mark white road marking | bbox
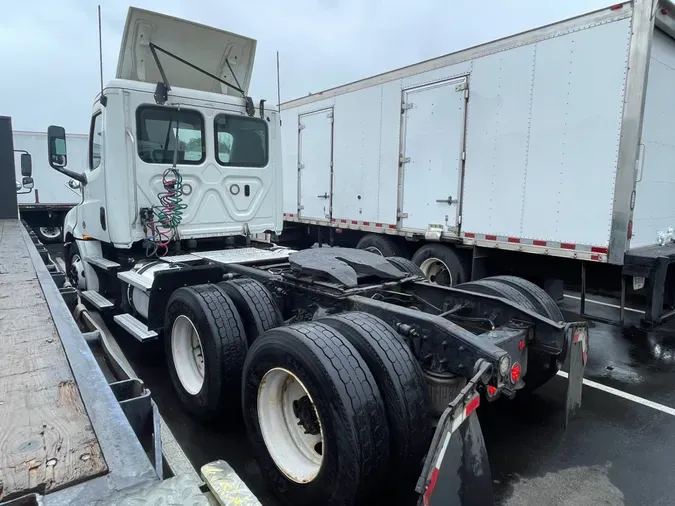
[563,294,642,314]
[54,257,66,273]
[557,371,675,417]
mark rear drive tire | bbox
[412,243,467,286]
[165,284,248,421]
[489,275,564,322]
[386,256,424,277]
[243,322,389,506]
[35,226,62,243]
[218,278,283,344]
[356,233,406,258]
[318,312,430,493]
[455,279,538,313]
[458,277,560,391]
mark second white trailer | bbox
[14,131,88,241]
[280,1,675,327]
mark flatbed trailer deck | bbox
[0,219,107,498]
[0,217,266,505]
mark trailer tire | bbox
[489,275,564,322]
[386,256,424,277]
[412,244,467,286]
[218,278,283,344]
[318,312,430,492]
[165,284,248,421]
[243,322,389,506]
[35,226,62,243]
[356,233,406,258]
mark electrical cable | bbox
[144,168,187,257]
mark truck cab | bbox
[49,8,282,291]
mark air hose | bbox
[145,168,187,257]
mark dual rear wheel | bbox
[164,280,431,505]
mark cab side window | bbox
[89,113,103,170]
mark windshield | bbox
[214,114,268,167]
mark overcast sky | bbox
[1,0,614,133]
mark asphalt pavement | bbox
[47,245,675,505]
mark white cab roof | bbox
[116,7,256,96]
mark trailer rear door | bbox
[400,77,467,234]
[298,109,333,222]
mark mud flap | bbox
[565,324,588,428]
[416,363,493,506]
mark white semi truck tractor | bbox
[47,7,588,506]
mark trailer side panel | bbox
[632,29,675,248]
[463,17,632,247]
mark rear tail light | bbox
[510,363,522,384]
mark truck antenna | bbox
[98,5,104,94]
[277,51,282,126]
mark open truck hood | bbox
[116,7,256,96]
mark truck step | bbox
[81,290,114,310]
[86,255,121,270]
[114,313,158,342]
[118,270,153,292]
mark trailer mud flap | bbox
[565,324,588,428]
[416,362,493,506]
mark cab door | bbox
[78,108,110,241]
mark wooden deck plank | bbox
[0,220,107,500]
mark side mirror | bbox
[48,125,68,169]
[47,125,87,185]
[22,176,34,189]
[20,153,32,177]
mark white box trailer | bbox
[280,0,675,327]
[14,130,87,241]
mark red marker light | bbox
[610,3,623,10]
[662,8,669,15]
[511,363,522,384]
[487,385,497,396]
[518,340,525,351]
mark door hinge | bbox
[327,111,334,119]
[298,163,305,171]
[464,89,469,99]
[401,102,413,113]
[399,155,411,165]
[397,211,409,219]
[462,151,466,161]
[455,82,468,92]
[298,124,305,131]
[298,205,305,211]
